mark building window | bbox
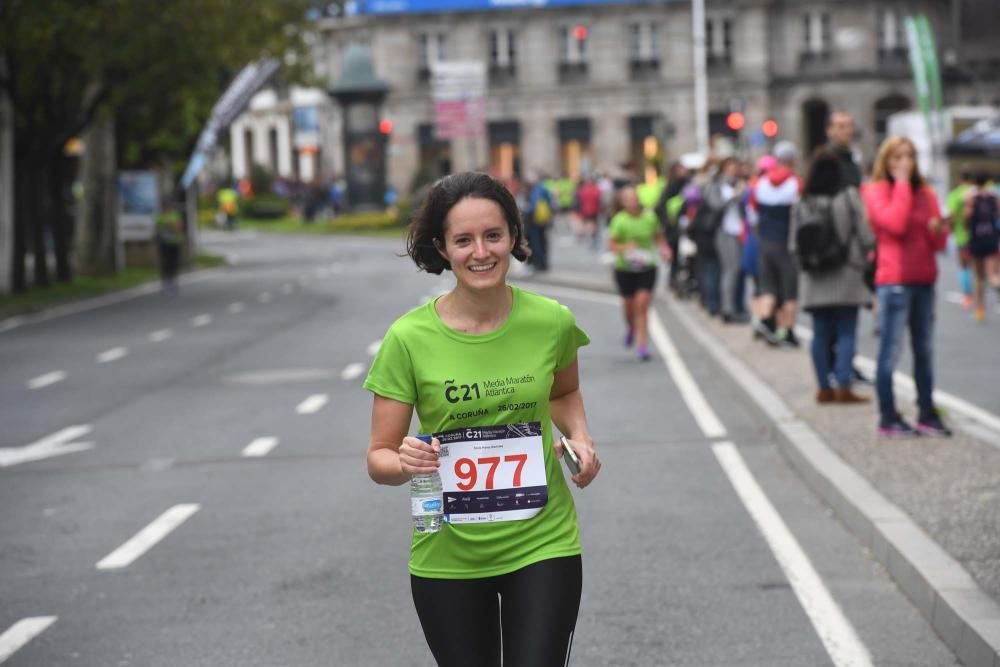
[489,28,517,85]
[801,11,832,64]
[706,17,732,66]
[628,22,660,80]
[418,32,447,81]
[558,25,589,82]
[877,8,908,64]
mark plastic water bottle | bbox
[410,435,443,533]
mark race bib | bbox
[626,247,656,269]
[435,422,547,524]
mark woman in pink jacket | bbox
[862,136,951,438]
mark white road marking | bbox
[0,616,57,663]
[712,442,873,667]
[648,310,728,438]
[341,363,366,381]
[296,394,329,414]
[191,314,212,327]
[228,302,245,314]
[282,283,294,294]
[367,340,382,356]
[148,328,173,343]
[795,324,1000,448]
[242,437,279,458]
[96,347,127,363]
[0,425,94,468]
[27,370,66,390]
[258,292,272,303]
[944,291,966,305]
[96,504,200,571]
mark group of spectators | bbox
[650,110,999,439]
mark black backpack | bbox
[968,193,1000,255]
[794,195,853,273]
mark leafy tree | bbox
[0,0,313,291]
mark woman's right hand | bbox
[399,436,440,478]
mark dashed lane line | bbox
[191,314,212,328]
[713,442,874,667]
[367,340,382,356]
[148,329,173,343]
[95,504,200,571]
[96,347,128,363]
[27,370,66,390]
[0,616,58,664]
[258,292,272,304]
[341,363,366,381]
[228,302,245,314]
[242,437,279,458]
[282,283,294,294]
[296,394,329,415]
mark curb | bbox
[0,266,228,335]
[521,268,1000,666]
[661,294,1000,667]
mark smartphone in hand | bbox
[560,436,581,475]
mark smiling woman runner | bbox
[364,172,601,667]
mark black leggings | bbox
[411,556,582,667]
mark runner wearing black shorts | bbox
[608,185,672,361]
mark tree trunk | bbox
[10,155,26,293]
[29,163,51,288]
[77,114,119,276]
[50,154,73,282]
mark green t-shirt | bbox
[364,286,590,579]
[946,184,971,247]
[609,209,660,272]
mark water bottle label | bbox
[411,497,443,515]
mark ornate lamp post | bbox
[329,45,390,212]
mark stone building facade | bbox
[230,0,999,195]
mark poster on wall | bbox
[117,171,159,242]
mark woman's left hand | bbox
[556,436,601,489]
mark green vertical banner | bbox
[905,15,930,124]
[916,14,945,135]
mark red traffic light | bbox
[379,119,393,134]
[762,119,779,138]
[573,25,588,41]
[725,112,745,132]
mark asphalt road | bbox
[0,230,965,666]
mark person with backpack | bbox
[791,148,875,404]
[749,141,802,346]
[862,136,951,438]
[523,173,558,271]
[962,171,1000,322]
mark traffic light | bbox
[725,112,745,132]
[762,119,779,138]
[573,25,588,41]
[379,119,393,135]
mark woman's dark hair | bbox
[803,147,847,196]
[406,171,530,274]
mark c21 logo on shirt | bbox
[444,379,481,404]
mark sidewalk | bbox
[517,219,1000,666]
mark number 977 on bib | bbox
[435,423,548,524]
